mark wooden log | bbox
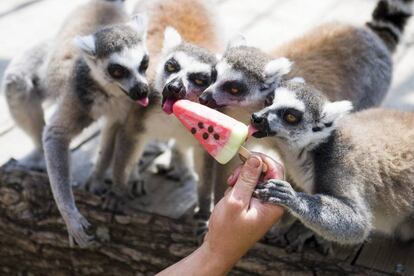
[0,161,389,276]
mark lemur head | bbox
[199,35,291,109]
[74,14,151,106]
[155,27,218,114]
[250,81,353,149]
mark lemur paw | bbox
[85,177,108,195]
[103,187,128,211]
[63,211,94,248]
[128,179,147,197]
[254,179,297,207]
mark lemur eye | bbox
[189,73,210,87]
[281,108,303,125]
[108,64,129,79]
[222,81,246,96]
[165,58,180,73]
[230,87,239,94]
[139,55,149,73]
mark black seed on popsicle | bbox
[191,128,197,134]
[214,134,220,140]
[198,122,204,129]
[203,133,209,139]
[208,126,214,133]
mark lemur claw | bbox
[64,211,94,248]
[129,179,147,197]
[85,176,108,195]
[254,179,297,207]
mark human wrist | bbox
[197,242,238,275]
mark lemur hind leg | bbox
[4,71,46,170]
[86,121,121,195]
[105,109,147,210]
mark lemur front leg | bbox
[192,146,215,243]
[86,120,121,195]
[254,179,372,245]
[43,101,93,247]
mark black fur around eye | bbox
[211,67,217,82]
[108,63,130,79]
[222,81,246,96]
[264,93,274,107]
[139,55,149,73]
[189,73,210,87]
[280,108,303,125]
[165,58,180,74]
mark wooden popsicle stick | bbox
[238,146,268,172]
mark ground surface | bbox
[0,0,414,275]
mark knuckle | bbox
[227,197,244,211]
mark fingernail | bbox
[227,173,234,183]
[247,156,261,168]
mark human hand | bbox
[202,154,285,271]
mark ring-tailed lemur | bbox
[250,80,414,245]
[200,0,413,117]
[38,0,150,247]
[198,0,413,249]
[87,0,221,239]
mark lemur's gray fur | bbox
[197,0,413,250]
[3,0,151,247]
[2,41,50,169]
[200,0,413,113]
[251,81,414,244]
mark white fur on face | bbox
[108,46,148,84]
[271,87,305,112]
[155,51,212,95]
[209,61,243,102]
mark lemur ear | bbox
[226,34,247,49]
[162,26,182,53]
[289,77,305,84]
[263,57,292,85]
[73,35,96,57]
[322,100,353,123]
[129,13,149,39]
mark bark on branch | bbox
[0,161,386,275]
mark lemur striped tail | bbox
[367,0,413,52]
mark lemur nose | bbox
[252,113,265,124]
[129,83,148,100]
[199,92,218,108]
[167,82,182,94]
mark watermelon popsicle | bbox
[172,100,267,171]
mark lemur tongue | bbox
[162,98,175,114]
[137,97,149,107]
[247,125,259,138]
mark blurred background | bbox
[0,0,413,164]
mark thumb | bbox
[230,155,262,208]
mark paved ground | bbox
[0,0,414,274]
